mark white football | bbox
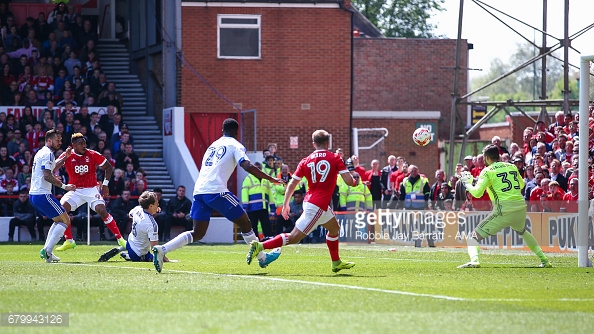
[412,127,432,146]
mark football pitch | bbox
[0,243,592,333]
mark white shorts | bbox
[60,187,105,212]
[295,202,335,235]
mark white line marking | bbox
[55,262,594,303]
[58,262,465,301]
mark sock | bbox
[161,231,193,255]
[262,233,289,250]
[45,222,68,254]
[467,246,480,263]
[326,233,340,261]
[242,230,266,262]
[63,225,74,242]
[43,223,57,250]
[520,231,548,263]
[103,214,122,240]
[467,237,480,263]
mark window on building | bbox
[218,15,261,59]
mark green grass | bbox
[0,243,593,333]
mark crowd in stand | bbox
[0,3,163,242]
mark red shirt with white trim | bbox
[293,150,347,209]
[59,149,106,188]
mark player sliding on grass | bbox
[98,191,170,263]
[30,129,77,263]
[53,133,127,251]
[458,144,552,268]
[152,118,285,273]
[247,129,357,273]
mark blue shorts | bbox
[125,241,153,262]
[190,192,245,222]
[30,194,66,219]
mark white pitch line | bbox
[58,262,465,301]
[56,262,594,303]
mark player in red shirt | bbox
[53,133,126,251]
[247,130,357,272]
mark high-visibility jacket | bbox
[272,172,292,214]
[339,182,372,211]
[241,174,274,212]
[402,176,429,209]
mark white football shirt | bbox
[128,206,159,256]
[193,136,249,195]
[30,145,56,195]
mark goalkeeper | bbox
[457,144,552,268]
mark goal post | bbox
[578,55,593,267]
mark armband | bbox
[60,183,67,190]
[102,179,110,186]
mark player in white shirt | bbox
[29,129,77,263]
[151,118,285,273]
[99,191,170,263]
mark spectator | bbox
[130,179,145,197]
[99,104,116,136]
[3,80,20,105]
[338,171,372,211]
[99,90,121,110]
[262,155,276,177]
[32,66,54,99]
[97,82,123,109]
[275,190,303,236]
[380,155,397,206]
[364,159,383,206]
[464,155,474,171]
[152,188,169,241]
[0,168,18,193]
[8,128,29,157]
[17,164,31,188]
[529,177,550,212]
[435,182,454,210]
[91,72,108,96]
[48,2,69,25]
[548,111,566,134]
[59,30,77,51]
[63,50,81,77]
[7,39,38,60]
[398,165,430,210]
[112,129,131,154]
[108,168,125,196]
[7,190,36,241]
[241,162,274,241]
[459,191,475,212]
[115,143,140,171]
[163,185,192,242]
[491,135,509,155]
[561,178,578,213]
[543,181,565,212]
[471,154,485,177]
[0,182,16,216]
[268,143,281,161]
[35,12,52,41]
[549,159,568,192]
[109,190,138,238]
[0,147,16,172]
[429,169,445,210]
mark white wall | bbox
[163,107,199,196]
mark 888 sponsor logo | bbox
[74,165,89,175]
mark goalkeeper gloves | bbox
[460,171,473,186]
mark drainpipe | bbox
[339,1,355,155]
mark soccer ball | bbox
[412,127,431,146]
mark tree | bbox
[353,0,445,38]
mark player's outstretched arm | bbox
[53,146,73,171]
[43,169,76,191]
[240,160,285,185]
[341,172,356,187]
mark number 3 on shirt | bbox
[497,171,521,192]
[307,160,330,183]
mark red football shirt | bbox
[293,150,347,209]
[562,192,578,213]
[60,149,106,188]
